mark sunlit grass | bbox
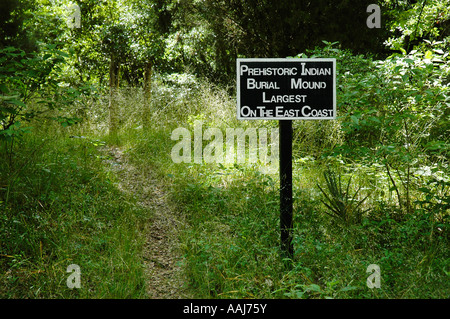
[0,127,150,298]
[1,74,448,299]
[122,78,448,299]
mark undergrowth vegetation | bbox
[1,42,448,299]
[0,125,150,298]
[120,43,448,298]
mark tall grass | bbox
[0,124,150,298]
[123,72,448,299]
[2,70,447,299]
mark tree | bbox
[101,22,132,135]
[383,0,450,53]
[162,0,392,83]
[127,0,166,129]
[0,0,37,52]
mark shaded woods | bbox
[1,0,448,299]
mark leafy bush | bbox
[0,45,86,141]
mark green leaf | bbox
[424,50,433,60]
[306,284,321,292]
[389,186,398,192]
[394,65,402,73]
[418,187,431,193]
[368,116,381,123]
[350,115,359,125]
[340,286,358,292]
[8,99,27,108]
[0,83,8,93]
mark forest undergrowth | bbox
[1,44,449,299]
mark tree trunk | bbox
[109,54,120,135]
[143,61,152,129]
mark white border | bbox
[236,58,336,120]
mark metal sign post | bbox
[279,119,293,257]
[237,58,336,258]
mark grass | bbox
[122,123,448,298]
[0,126,150,298]
[1,75,448,299]
[121,77,448,299]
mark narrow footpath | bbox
[102,145,190,298]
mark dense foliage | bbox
[1,0,448,299]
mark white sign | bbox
[237,58,336,120]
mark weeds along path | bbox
[102,145,190,299]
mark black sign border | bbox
[236,58,336,120]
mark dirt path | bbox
[102,145,190,298]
